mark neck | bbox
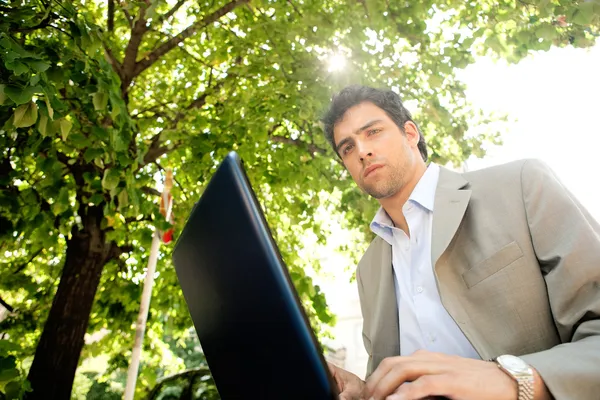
[378,162,427,234]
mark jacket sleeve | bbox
[356,265,374,379]
[518,159,600,399]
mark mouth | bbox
[363,164,383,178]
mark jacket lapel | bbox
[432,167,471,267]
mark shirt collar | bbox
[370,163,440,238]
[410,162,439,212]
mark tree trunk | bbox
[26,206,111,400]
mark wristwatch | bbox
[494,355,534,400]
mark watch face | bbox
[498,355,529,374]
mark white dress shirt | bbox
[370,163,480,359]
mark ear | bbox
[403,121,420,147]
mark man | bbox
[321,85,600,400]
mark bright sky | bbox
[458,42,600,222]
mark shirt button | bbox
[416,286,423,294]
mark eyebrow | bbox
[334,119,384,154]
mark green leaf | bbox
[5,60,28,75]
[46,66,64,83]
[59,118,73,140]
[114,131,130,152]
[0,356,19,383]
[0,340,20,353]
[4,380,22,399]
[68,133,90,149]
[484,36,505,54]
[84,148,105,163]
[111,105,121,120]
[37,113,49,136]
[88,193,104,205]
[535,25,557,41]
[0,84,6,105]
[30,73,41,86]
[51,186,70,215]
[128,187,140,213]
[3,85,40,105]
[428,74,444,88]
[102,168,121,191]
[45,97,54,120]
[92,91,108,111]
[118,189,129,209]
[515,31,531,46]
[572,2,596,26]
[13,102,39,128]
[28,60,50,72]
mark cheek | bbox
[344,161,362,181]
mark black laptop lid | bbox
[172,152,338,400]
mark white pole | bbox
[123,228,161,400]
[124,171,173,400]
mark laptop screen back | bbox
[172,152,338,399]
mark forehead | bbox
[333,102,391,143]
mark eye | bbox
[367,128,381,136]
[342,143,354,156]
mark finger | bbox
[386,375,451,400]
[366,352,447,394]
[328,361,339,377]
[365,356,407,394]
[367,361,440,399]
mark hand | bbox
[364,350,518,400]
[328,362,366,400]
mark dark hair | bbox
[322,85,428,161]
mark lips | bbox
[363,164,383,178]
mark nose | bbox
[357,140,374,161]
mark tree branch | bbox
[119,0,133,27]
[287,0,303,17]
[270,135,327,156]
[109,242,134,258]
[141,186,161,197]
[268,124,334,161]
[131,0,249,79]
[0,296,14,313]
[155,0,187,27]
[103,44,123,76]
[13,248,44,275]
[138,66,239,168]
[131,101,175,119]
[125,215,153,223]
[142,131,164,166]
[121,0,151,91]
[147,367,211,400]
[108,0,115,32]
[142,141,181,166]
[14,10,55,33]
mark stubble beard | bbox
[362,166,407,199]
[362,145,414,199]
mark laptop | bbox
[172,151,340,399]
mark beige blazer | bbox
[356,159,600,399]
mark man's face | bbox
[333,102,420,199]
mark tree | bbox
[0,0,598,398]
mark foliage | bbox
[0,0,598,398]
[0,340,31,400]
